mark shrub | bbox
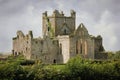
[20,60,35,65]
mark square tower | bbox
[42,10,76,37]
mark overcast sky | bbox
[0,0,120,53]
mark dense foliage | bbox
[0,54,120,80]
[108,50,120,60]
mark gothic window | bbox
[76,41,78,54]
[80,44,82,54]
[64,29,67,35]
[85,41,87,55]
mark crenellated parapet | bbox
[42,10,76,37]
[42,9,76,18]
[70,10,76,18]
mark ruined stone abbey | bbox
[12,10,107,64]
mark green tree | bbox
[114,51,120,59]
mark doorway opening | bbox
[53,59,56,63]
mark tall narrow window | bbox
[85,41,87,55]
[76,41,78,54]
[80,44,82,54]
[48,27,50,31]
[59,44,62,54]
[64,29,67,35]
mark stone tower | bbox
[42,10,76,37]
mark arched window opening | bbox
[64,29,67,35]
[76,41,78,54]
[85,41,87,55]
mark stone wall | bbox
[31,37,61,64]
[13,31,61,64]
[12,31,33,59]
[57,35,70,63]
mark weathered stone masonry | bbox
[12,10,107,64]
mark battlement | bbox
[13,30,33,40]
[42,9,76,18]
[42,10,76,37]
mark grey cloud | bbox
[0,0,27,17]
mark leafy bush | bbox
[0,54,120,80]
[66,55,120,80]
[20,60,35,65]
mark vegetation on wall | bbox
[45,16,54,37]
[0,53,120,80]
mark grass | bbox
[44,64,66,70]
